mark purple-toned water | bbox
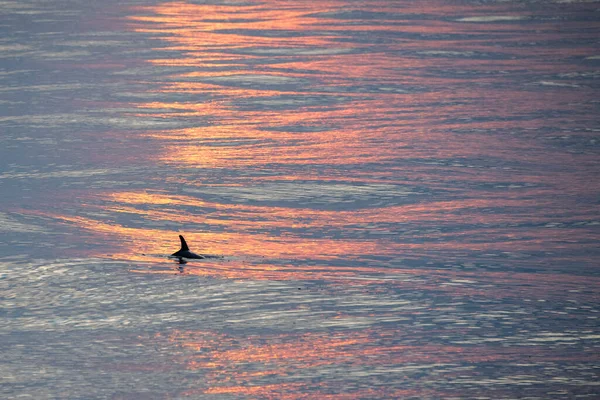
[1,1,599,398]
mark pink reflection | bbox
[21,0,595,288]
[145,327,600,399]
[22,180,599,297]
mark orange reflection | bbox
[121,0,600,199]
[36,208,382,263]
[24,178,599,288]
[28,1,596,287]
[144,327,600,398]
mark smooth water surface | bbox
[1,0,599,398]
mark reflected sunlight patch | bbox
[0,212,46,233]
[0,167,132,180]
[199,74,311,89]
[237,47,353,56]
[183,182,425,207]
[456,15,528,22]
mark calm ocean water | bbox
[1,0,599,398]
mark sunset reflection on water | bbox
[3,0,598,398]
[44,0,592,272]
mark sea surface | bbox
[1,0,599,399]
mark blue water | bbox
[1,1,599,398]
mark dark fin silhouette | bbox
[172,235,205,259]
[179,235,189,252]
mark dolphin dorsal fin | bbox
[179,235,190,252]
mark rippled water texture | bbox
[1,0,599,398]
